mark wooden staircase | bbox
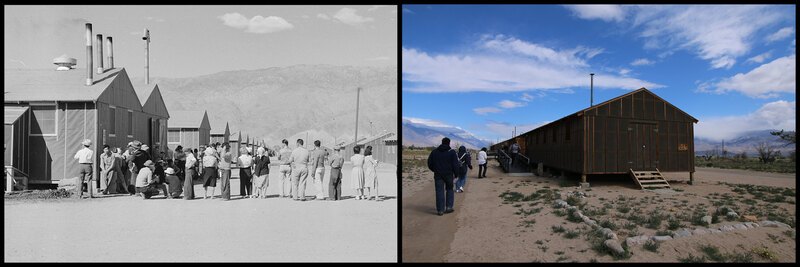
[629,168,671,190]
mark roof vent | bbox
[53,54,77,71]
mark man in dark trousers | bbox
[427,137,460,216]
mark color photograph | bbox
[402,4,795,263]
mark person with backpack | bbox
[427,137,460,216]
[455,145,472,193]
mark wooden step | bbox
[635,174,663,179]
[630,168,671,190]
[639,179,669,184]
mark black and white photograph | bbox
[4,5,398,262]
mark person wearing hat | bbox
[152,160,170,199]
[164,167,183,198]
[328,145,345,201]
[130,140,151,196]
[277,139,293,198]
[135,160,157,199]
[73,139,95,198]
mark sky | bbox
[4,5,397,78]
[402,4,796,144]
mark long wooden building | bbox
[491,88,698,184]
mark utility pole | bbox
[590,73,595,107]
[143,28,150,84]
[354,87,361,145]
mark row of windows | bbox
[533,122,572,145]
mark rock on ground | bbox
[652,235,673,241]
[604,239,625,256]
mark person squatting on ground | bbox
[328,145,345,201]
[350,146,366,200]
[135,160,169,199]
[364,145,381,201]
[237,147,254,198]
[427,137,460,216]
[278,139,293,198]
[73,139,94,198]
[164,167,183,198]
[252,147,271,199]
[309,140,328,200]
[477,147,488,178]
[289,139,310,201]
[455,145,472,193]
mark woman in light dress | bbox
[350,146,366,200]
[363,146,381,201]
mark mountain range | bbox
[140,64,397,147]
[694,130,794,156]
[402,118,492,150]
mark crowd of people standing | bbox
[73,138,383,201]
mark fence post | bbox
[6,166,14,193]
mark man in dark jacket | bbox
[427,137,460,216]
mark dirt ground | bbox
[402,156,796,263]
[4,163,397,262]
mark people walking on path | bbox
[427,137,459,216]
[73,139,94,198]
[350,146,366,200]
[455,145,472,193]
[364,145,381,201]
[328,145,345,201]
[289,139,310,201]
[477,147,488,178]
[510,141,520,166]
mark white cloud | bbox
[766,27,794,43]
[702,54,795,98]
[333,7,374,26]
[630,58,654,66]
[302,15,310,19]
[368,5,389,12]
[403,35,663,93]
[403,8,414,14]
[630,5,784,69]
[218,13,293,34]
[403,117,453,128]
[564,5,626,22]
[619,68,632,76]
[473,107,502,115]
[316,13,330,20]
[521,92,535,102]
[695,100,796,141]
[746,51,772,64]
[498,100,525,109]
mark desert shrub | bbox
[564,230,581,239]
[551,225,566,233]
[553,209,567,217]
[645,212,665,229]
[667,217,683,230]
[616,204,631,214]
[679,254,707,263]
[751,246,778,262]
[566,211,583,223]
[565,195,583,207]
[643,240,659,252]
[599,219,618,231]
[699,245,725,262]
[727,251,755,263]
[655,230,673,236]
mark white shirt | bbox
[238,154,254,168]
[136,167,153,187]
[478,151,487,165]
[185,153,197,169]
[74,147,94,164]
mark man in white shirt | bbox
[477,147,488,178]
[288,139,310,201]
[277,139,293,198]
[74,139,95,198]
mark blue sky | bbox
[402,5,796,144]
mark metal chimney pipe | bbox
[106,36,113,69]
[590,73,595,107]
[354,87,361,145]
[85,23,93,86]
[95,34,104,74]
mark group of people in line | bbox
[425,137,489,216]
[73,137,383,201]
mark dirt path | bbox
[412,162,796,262]
[4,163,397,262]
[401,171,466,262]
